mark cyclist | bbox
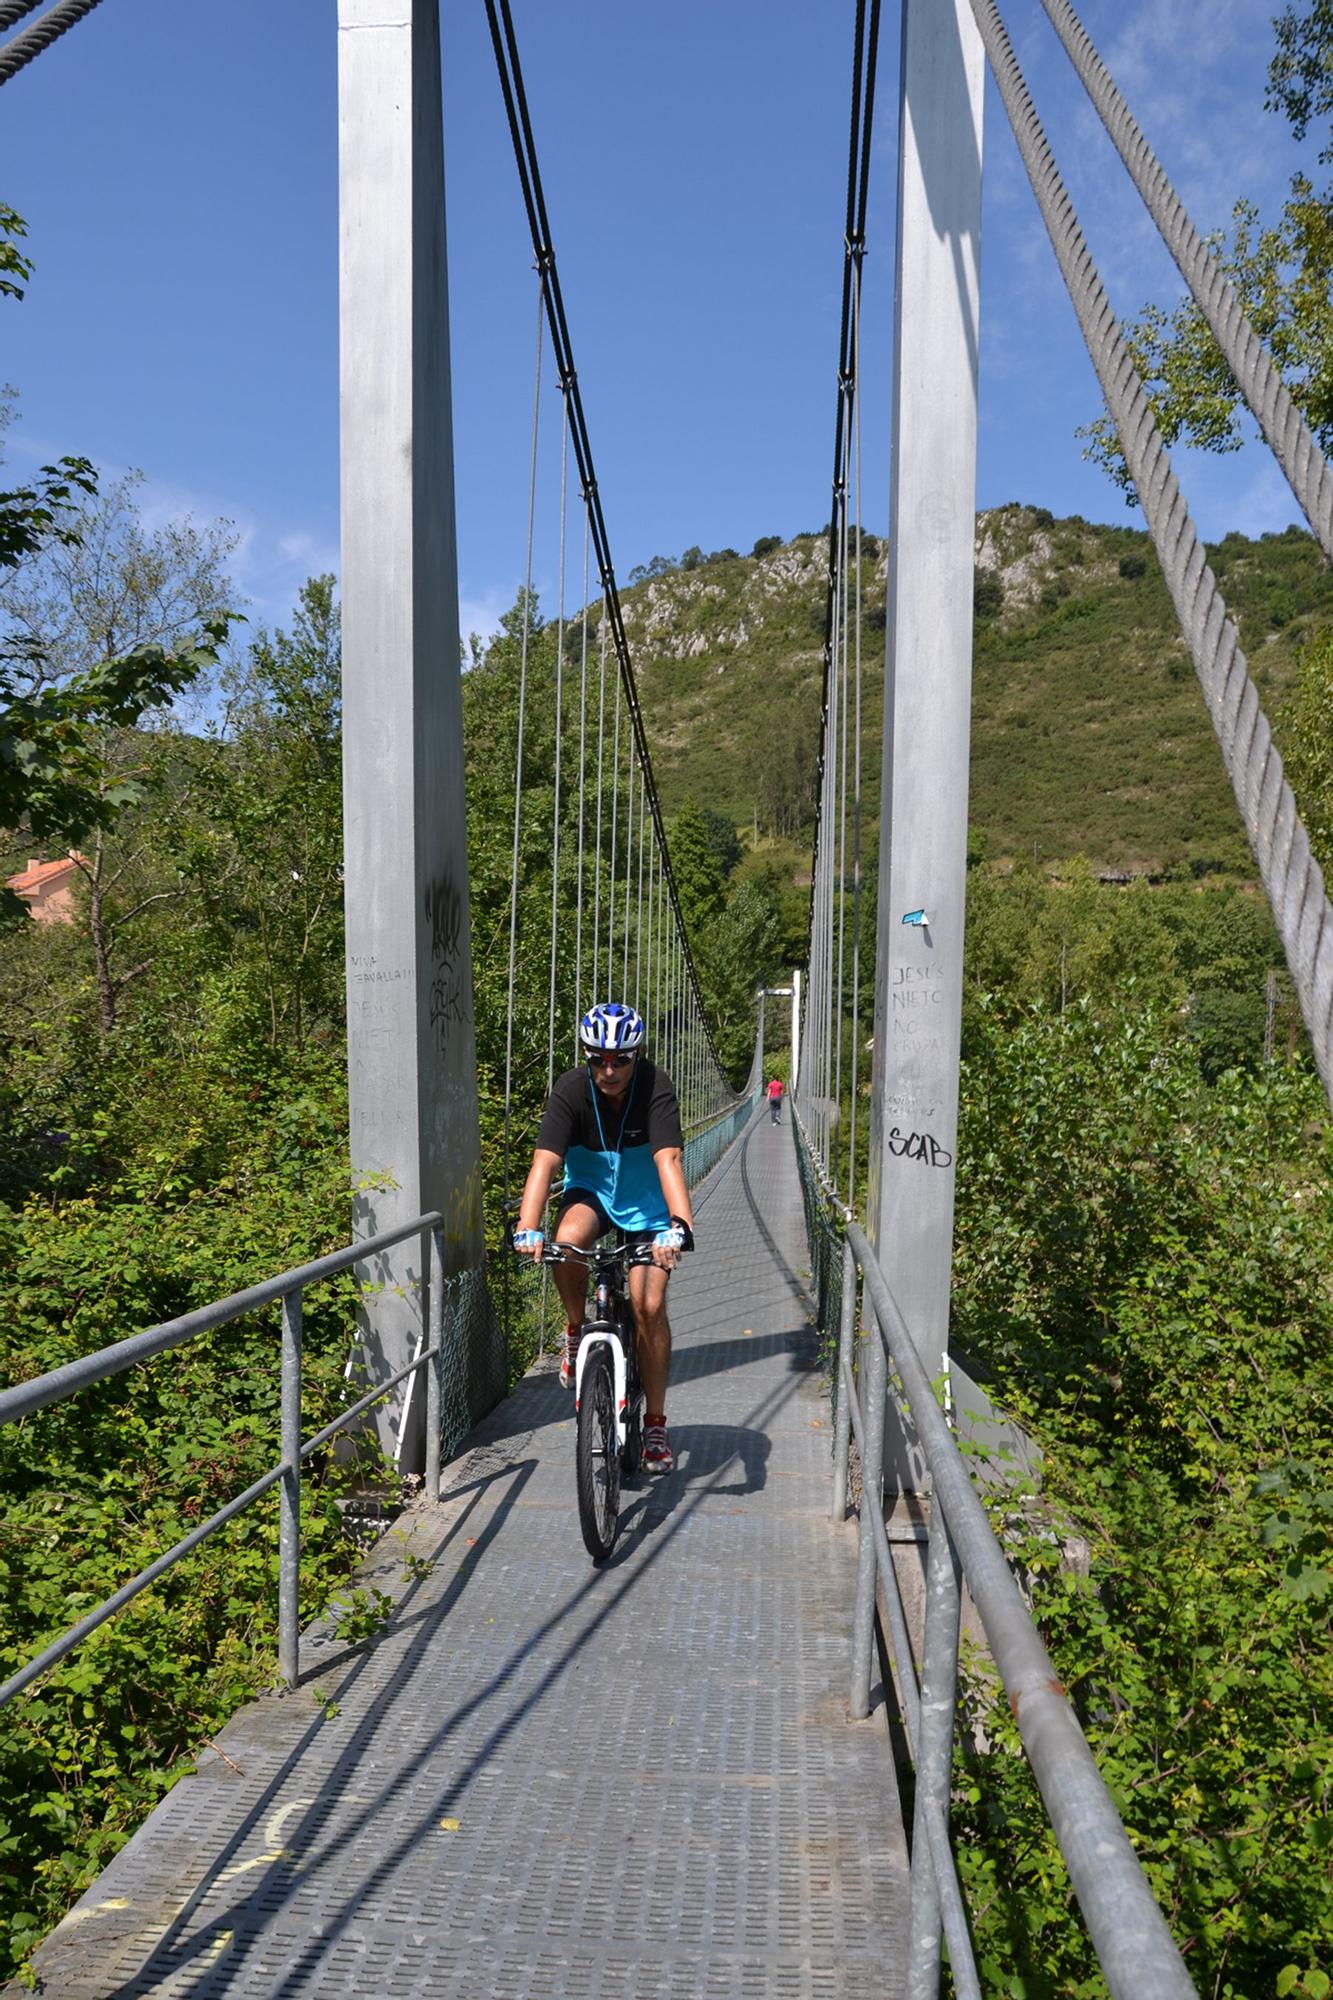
[513,1001,694,1475]
[767,1076,783,1124]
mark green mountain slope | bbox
[621,506,1333,873]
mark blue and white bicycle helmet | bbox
[579,1001,646,1055]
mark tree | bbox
[1279,625,1333,878]
[666,797,727,934]
[1081,9,1333,496]
[695,804,742,882]
[0,208,233,939]
[701,877,784,1078]
[0,474,239,1022]
[171,577,344,1058]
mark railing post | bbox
[278,1288,303,1690]
[832,1237,856,1521]
[905,1487,963,2000]
[849,1299,887,1719]
[426,1225,444,1504]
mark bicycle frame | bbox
[574,1318,631,1449]
[540,1240,648,1454]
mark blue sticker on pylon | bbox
[901,909,931,927]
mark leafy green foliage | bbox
[0,577,364,1981]
[1279,625,1333,880]
[0,619,233,848]
[1268,1,1333,159]
[0,204,32,302]
[0,457,96,577]
[1082,5,1333,498]
[1081,181,1333,493]
[949,1005,1333,1993]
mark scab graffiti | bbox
[886,1126,953,1169]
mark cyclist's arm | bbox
[652,1146,693,1255]
[516,1148,563,1258]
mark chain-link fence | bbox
[683,1088,762,1187]
[436,1260,509,1462]
[792,1107,846,1392]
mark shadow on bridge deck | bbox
[18,1115,909,2000]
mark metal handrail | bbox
[793,1105,1197,2000]
[0,1213,448,1708]
[681,1085,759,1140]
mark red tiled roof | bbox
[6,854,86,893]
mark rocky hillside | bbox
[619,505,1333,873]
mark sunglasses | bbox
[585,1050,635,1069]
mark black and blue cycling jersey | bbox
[535,1059,683,1231]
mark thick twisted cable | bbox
[0,1,44,35]
[0,0,106,84]
[1040,0,1333,562]
[971,0,1333,1108]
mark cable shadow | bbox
[104,1452,537,2000]
[118,1356,808,1998]
[668,1325,816,1388]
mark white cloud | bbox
[458,586,509,655]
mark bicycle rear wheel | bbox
[576,1344,621,1562]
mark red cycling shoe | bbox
[558,1324,583,1392]
[643,1421,674,1475]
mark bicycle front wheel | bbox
[576,1345,621,1562]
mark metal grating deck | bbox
[17,1114,909,1998]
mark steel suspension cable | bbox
[501,275,547,1214]
[0,1,43,34]
[0,0,106,85]
[803,0,883,1026]
[1039,0,1333,564]
[622,712,636,993]
[833,424,852,1191]
[847,258,867,1216]
[635,784,647,1008]
[485,0,738,1091]
[970,0,1333,1107]
[546,396,570,1095]
[573,511,590,1053]
[607,668,621,994]
[592,612,607,1015]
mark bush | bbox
[1187,984,1267,1078]
[751,535,782,560]
[1119,551,1148,579]
[974,571,1004,620]
[952,1005,1333,1994]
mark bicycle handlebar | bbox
[530,1239,659,1271]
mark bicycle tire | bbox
[575,1344,621,1562]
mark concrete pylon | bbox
[337,0,490,1469]
[867,0,985,1496]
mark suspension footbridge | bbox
[3,0,1332,1995]
[10,1118,922,2000]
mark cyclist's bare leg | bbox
[628,1262,672,1414]
[550,1201,600,1330]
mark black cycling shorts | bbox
[553,1186,663,1254]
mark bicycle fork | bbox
[574,1331,632,1451]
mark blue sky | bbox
[0,0,1322,647]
